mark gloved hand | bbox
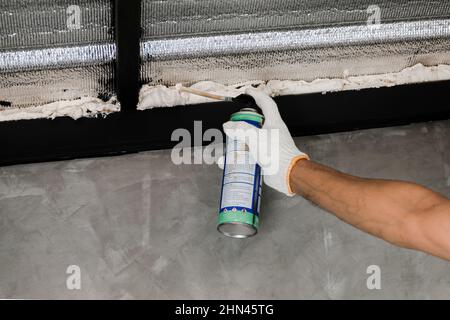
[221,89,309,196]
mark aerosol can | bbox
[217,107,264,238]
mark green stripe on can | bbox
[230,111,264,124]
[218,210,259,228]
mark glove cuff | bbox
[286,153,310,196]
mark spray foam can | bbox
[217,108,264,238]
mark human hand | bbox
[221,89,309,196]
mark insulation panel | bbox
[140,0,450,85]
[0,0,115,108]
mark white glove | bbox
[222,89,309,196]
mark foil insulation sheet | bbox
[140,0,450,86]
[0,0,115,108]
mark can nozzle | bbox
[231,94,262,115]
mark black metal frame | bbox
[2,80,450,166]
[114,0,141,111]
[0,0,449,166]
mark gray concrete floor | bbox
[0,120,449,299]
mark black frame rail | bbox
[1,81,450,166]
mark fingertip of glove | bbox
[245,88,266,100]
[244,87,258,94]
[222,121,234,130]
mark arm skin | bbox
[290,160,450,261]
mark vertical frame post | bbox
[114,0,141,111]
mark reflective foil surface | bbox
[0,0,115,108]
[2,1,450,109]
[140,0,450,85]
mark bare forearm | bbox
[290,160,450,259]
